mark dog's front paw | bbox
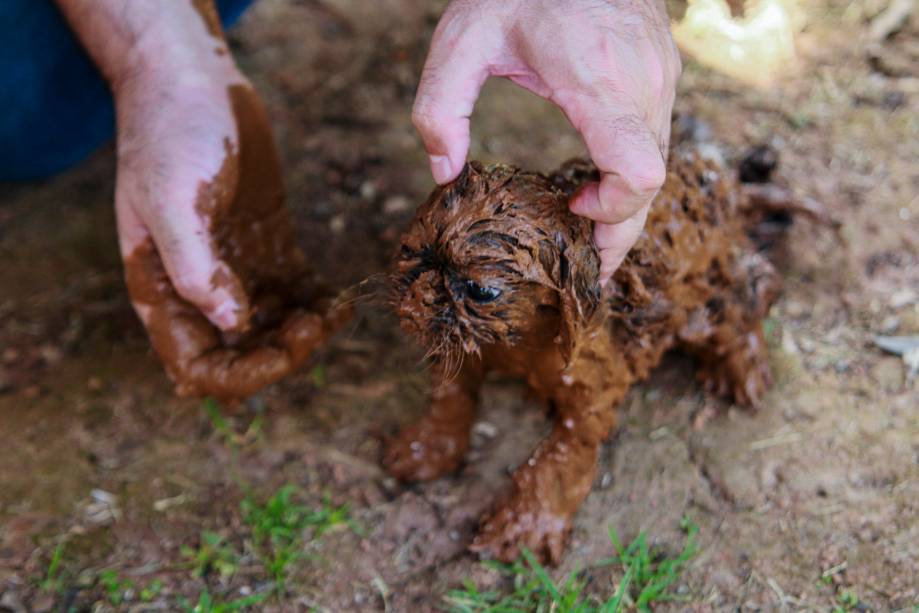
[469,494,571,565]
[384,422,469,482]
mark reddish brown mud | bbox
[191,0,225,39]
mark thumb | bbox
[568,110,666,226]
[413,19,492,184]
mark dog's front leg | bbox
[470,374,625,565]
[384,357,485,481]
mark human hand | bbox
[108,9,349,400]
[413,0,680,283]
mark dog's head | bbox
[392,162,601,364]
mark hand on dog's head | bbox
[392,162,601,364]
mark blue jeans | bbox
[0,0,254,182]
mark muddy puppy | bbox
[386,152,799,564]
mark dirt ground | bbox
[1,0,917,611]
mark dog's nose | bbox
[397,271,445,342]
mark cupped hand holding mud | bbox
[414,0,681,282]
[116,75,350,401]
[56,0,350,400]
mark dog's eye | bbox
[465,280,502,303]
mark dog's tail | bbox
[735,145,840,252]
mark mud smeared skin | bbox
[122,84,351,401]
[387,152,811,564]
[191,0,224,39]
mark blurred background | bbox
[0,0,916,610]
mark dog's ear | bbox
[547,229,601,365]
[440,161,493,211]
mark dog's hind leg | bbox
[384,357,484,481]
[679,252,781,409]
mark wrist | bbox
[113,48,242,105]
[99,3,240,99]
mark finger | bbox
[118,169,250,332]
[145,198,250,332]
[594,204,650,284]
[413,17,493,184]
[119,236,222,393]
[568,111,666,226]
[159,231,247,331]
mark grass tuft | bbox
[98,569,134,605]
[181,531,241,582]
[444,518,699,613]
[241,485,355,592]
[178,589,268,612]
[38,541,67,593]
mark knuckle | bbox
[622,159,666,197]
[411,101,442,134]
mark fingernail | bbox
[569,183,599,217]
[429,155,453,184]
[210,300,239,330]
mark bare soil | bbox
[1,1,917,611]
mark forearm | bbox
[53,0,230,91]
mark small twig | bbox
[868,0,916,42]
[750,430,803,450]
[820,560,848,579]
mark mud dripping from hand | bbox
[123,85,351,401]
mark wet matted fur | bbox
[387,151,802,564]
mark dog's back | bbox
[548,153,782,400]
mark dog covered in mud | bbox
[386,149,817,564]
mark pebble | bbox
[0,592,26,613]
[329,215,346,233]
[382,195,411,215]
[695,142,726,166]
[880,315,900,334]
[784,300,807,318]
[890,288,917,309]
[798,336,817,353]
[471,421,497,438]
[380,477,399,494]
[781,328,799,354]
[360,181,377,201]
[38,344,62,365]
